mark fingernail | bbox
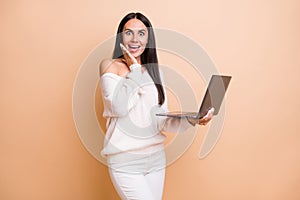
[120,43,125,50]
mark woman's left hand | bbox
[187,107,214,126]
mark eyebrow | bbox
[123,28,147,32]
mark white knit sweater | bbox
[100,66,191,156]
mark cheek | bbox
[122,35,131,44]
[140,36,148,46]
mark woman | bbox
[99,12,213,200]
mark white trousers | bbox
[109,167,165,200]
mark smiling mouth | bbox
[128,44,141,50]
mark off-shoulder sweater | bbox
[100,65,191,156]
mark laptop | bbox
[156,75,232,119]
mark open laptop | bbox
[156,75,232,119]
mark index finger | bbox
[120,43,129,53]
[120,43,138,64]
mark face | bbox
[122,18,148,59]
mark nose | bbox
[131,33,138,43]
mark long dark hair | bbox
[112,12,165,106]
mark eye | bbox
[138,31,145,36]
[125,30,132,36]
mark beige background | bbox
[1,0,300,199]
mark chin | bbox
[132,52,142,58]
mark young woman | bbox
[99,12,214,200]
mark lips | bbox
[127,44,141,52]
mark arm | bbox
[158,93,192,133]
[100,63,147,117]
[155,71,192,133]
[100,44,147,117]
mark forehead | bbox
[123,18,147,31]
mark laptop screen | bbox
[198,75,232,118]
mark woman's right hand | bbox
[120,43,139,69]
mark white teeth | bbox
[128,45,140,49]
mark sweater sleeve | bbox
[158,94,192,133]
[157,71,193,133]
[100,66,148,117]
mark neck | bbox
[136,56,141,64]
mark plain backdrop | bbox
[1,0,300,199]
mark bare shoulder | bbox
[99,58,128,76]
[99,58,115,76]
